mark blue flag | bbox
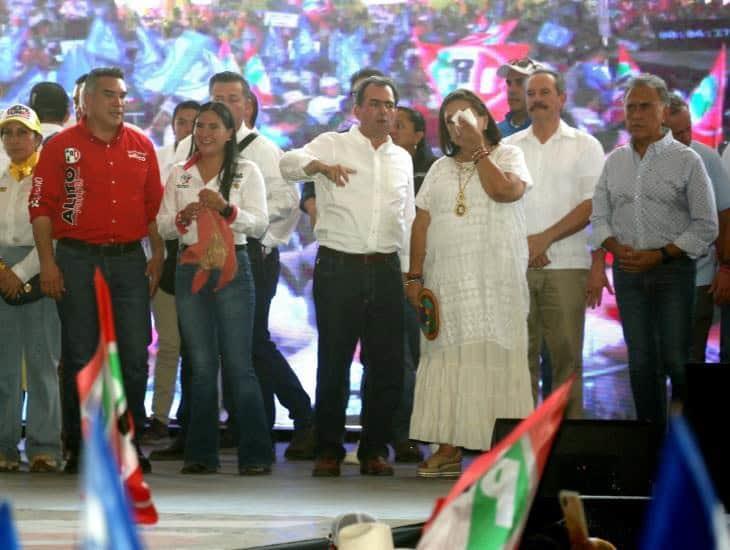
[640,417,730,550]
[81,409,143,550]
[0,501,20,550]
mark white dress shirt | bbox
[279,125,415,271]
[505,120,605,270]
[155,142,177,185]
[0,171,39,282]
[157,159,269,247]
[175,124,300,248]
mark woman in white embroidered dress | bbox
[406,89,533,477]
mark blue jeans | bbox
[246,240,312,431]
[175,248,271,469]
[55,240,150,455]
[0,246,61,462]
[613,257,695,426]
[313,247,404,461]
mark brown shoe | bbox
[312,457,341,477]
[360,456,394,476]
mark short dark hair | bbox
[208,71,258,126]
[438,89,501,157]
[349,67,385,93]
[172,100,201,124]
[84,67,124,94]
[190,102,238,201]
[354,76,399,107]
[528,68,566,96]
[29,82,70,123]
[75,73,88,86]
[397,106,431,166]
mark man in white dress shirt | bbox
[280,76,415,477]
[504,68,605,417]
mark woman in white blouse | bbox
[406,90,534,477]
[157,102,272,475]
[0,104,61,473]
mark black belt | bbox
[179,243,247,252]
[59,238,141,256]
[318,245,396,264]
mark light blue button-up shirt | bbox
[590,131,718,259]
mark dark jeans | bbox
[313,247,404,461]
[391,301,420,443]
[247,239,312,431]
[56,240,150,455]
[720,305,730,363]
[176,249,271,468]
[613,257,695,427]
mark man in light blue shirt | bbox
[590,74,718,427]
[665,93,730,363]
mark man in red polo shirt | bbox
[30,67,164,473]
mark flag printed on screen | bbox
[639,416,730,550]
[615,44,640,81]
[81,409,144,550]
[688,45,726,149]
[0,501,20,550]
[417,376,574,550]
[76,269,158,525]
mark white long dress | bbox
[409,144,534,450]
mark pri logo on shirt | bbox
[64,148,81,164]
[128,150,147,162]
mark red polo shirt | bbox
[29,119,163,244]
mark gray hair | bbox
[623,73,670,105]
[84,67,125,95]
[667,92,688,115]
[528,68,566,96]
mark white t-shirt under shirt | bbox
[505,120,605,270]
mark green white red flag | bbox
[76,268,158,525]
[417,376,574,549]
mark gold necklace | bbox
[455,161,475,217]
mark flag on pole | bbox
[639,416,730,550]
[689,45,727,149]
[81,408,143,550]
[417,376,574,550]
[0,501,20,550]
[76,268,158,525]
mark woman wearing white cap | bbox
[0,104,62,473]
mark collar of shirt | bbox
[630,129,673,159]
[503,111,531,129]
[77,117,125,146]
[511,119,577,144]
[347,124,396,152]
[237,123,255,142]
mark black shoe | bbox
[394,440,424,463]
[63,453,80,474]
[181,463,218,474]
[137,451,152,474]
[239,465,272,476]
[149,436,184,461]
[284,426,316,460]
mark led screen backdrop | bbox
[2,0,727,426]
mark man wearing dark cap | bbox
[496,57,542,137]
[28,81,70,140]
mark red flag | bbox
[76,268,158,525]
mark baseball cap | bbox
[497,57,542,78]
[0,104,42,135]
[29,82,70,119]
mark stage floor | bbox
[1,443,449,549]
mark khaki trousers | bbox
[151,288,181,424]
[527,268,587,418]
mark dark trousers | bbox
[247,239,313,432]
[56,240,150,455]
[613,257,695,427]
[313,246,404,461]
[391,301,420,443]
